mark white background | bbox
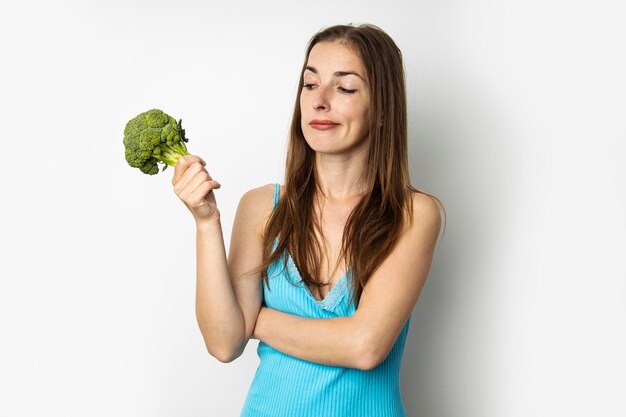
[1,0,624,416]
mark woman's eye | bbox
[303,84,356,94]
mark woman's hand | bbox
[172,155,222,226]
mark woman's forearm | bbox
[253,307,372,370]
[195,219,245,362]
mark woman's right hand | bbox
[172,155,222,225]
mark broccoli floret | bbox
[123,109,190,175]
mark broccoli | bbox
[123,109,190,175]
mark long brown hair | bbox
[252,23,446,309]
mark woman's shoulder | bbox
[407,189,444,235]
[410,189,440,211]
[241,183,282,205]
[238,183,282,236]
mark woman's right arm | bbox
[172,156,266,363]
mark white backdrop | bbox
[1,0,624,416]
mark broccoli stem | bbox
[158,142,190,167]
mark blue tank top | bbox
[240,183,411,417]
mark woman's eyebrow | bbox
[304,66,364,81]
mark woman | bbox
[172,23,446,417]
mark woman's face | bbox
[300,41,371,155]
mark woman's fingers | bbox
[184,170,212,199]
[189,181,220,208]
[174,163,220,205]
[173,161,206,195]
[172,155,205,187]
[171,154,220,221]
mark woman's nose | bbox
[312,85,330,110]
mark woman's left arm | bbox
[252,194,442,370]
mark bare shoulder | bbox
[407,191,443,241]
[238,183,280,238]
[411,191,441,220]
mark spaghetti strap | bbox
[273,183,280,211]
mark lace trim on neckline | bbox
[272,237,352,312]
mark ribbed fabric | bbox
[240,183,411,417]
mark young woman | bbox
[172,23,446,417]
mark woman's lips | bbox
[310,123,339,130]
[310,120,339,130]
